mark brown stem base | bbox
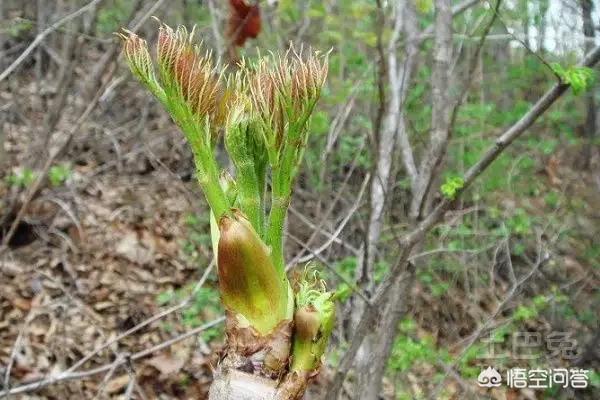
[208,314,310,399]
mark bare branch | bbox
[0,0,104,82]
[0,0,164,254]
[404,44,600,249]
[64,261,215,376]
[292,173,370,265]
[325,43,600,400]
[428,240,550,399]
[448,0,501,133]
[0,317,224,397]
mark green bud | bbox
[156,24,226,131]
[290,271,336,373]
[249,48,328,163]
[119,23,230,220]
[217,210,289,335]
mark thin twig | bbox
[2,307,37,393]
[289,139,367,265]
[324,43,600,400]
[427,241,550,399]
[293,173,370,264]
[288,206,360,255]
[0,69,109,254]
[287,233,371,304]
[0,317,225,397]
[64,261,214,375]
[0,0,164,255]
[0,0,104,82]
[485,0,560,80]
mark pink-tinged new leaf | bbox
[156,24,226,127]
[118,30,163,98]
[249,49,328,156]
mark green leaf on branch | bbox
[551,63,595,95]
[441,175,465,199]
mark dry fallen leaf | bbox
[115,230,155,265]
[145,353,185,376]
[105,374,131,394]
[12,297,32,311]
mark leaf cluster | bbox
[551,63,596,95]
[119,24,328,274]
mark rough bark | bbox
[353,2,479,398]
[208,312,318,400]
[325,247,414,400]
[355,266,416,400]
[397,3,420,189]
[357,1,452,396]
[361,1,404,290]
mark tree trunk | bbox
[325,43,600,400]
[537,0,549,53]
[523,0,531,49]
[354,2,420,399]
[352,0,410,391]
[355,266,415,400]
[581,0,596,169]
[356,2,453,398]
[409,0,453,220]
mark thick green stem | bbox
[194,146,229,220]
[267,137,297,276]
[267,160,290,277]
[268,189,290,277]
[235,160,263,237]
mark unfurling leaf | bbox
[217,210,290,334]
[551,62,595,95]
